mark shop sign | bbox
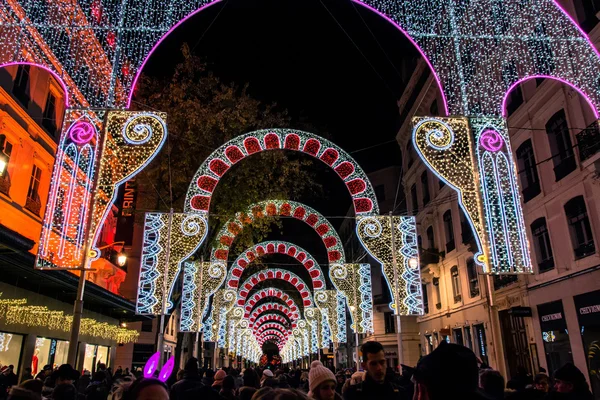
[508,306,532,317]
[541,312,562,322]
[574,290,600,327]
[537,300,567,332]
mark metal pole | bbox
[389,212,404,371]
[355,332,360,370]
[156,209,174,367]
[67,270,86,366]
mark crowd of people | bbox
[1,341,594,400]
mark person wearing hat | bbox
[551,362,593,399]
[343,341,406,400]
[411,341,490,400]
[212,369,227,392]
[308,361,340,400]
[260,369,274,387]
[34,366,52,382]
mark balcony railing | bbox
[25,194,41,216]
[577,121,600,163]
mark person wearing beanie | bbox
[261,369,274,387]
[212,369,227,392]
[344,341,406,400]
[551,362,593,399]
[308,361,339,400]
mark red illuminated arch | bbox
[249,302,298,325]
[244,288,300,317]
[237,269,313,307]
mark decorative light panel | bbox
[185,129,377,215]
[211,200,345,267]
[204,289,236,343]
[412,117,532,274]
[244,288,300,319]
[136,212,207,314]
[330,264,373,334]
[4,1,600,118]
[180,261,227,332]
[304,307,321,352]
[356,216,423,315]
[37,110,167,270]
[314,291,346,343]
[236,268,314,307]
[229,241,325,293]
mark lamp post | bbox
[389,212,404,371]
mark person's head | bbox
[308,361,336,400]
[55,365,78,385]
[222,375,236,391]
[262,369,274,381]
[553,363,587,394]
[262,378,278,388]
[349,372,364,386]
[360,341,386,383]
[92,371,106,382]
[413,342,480,400]
[97,363,106,371]
[251,388,309,400]
[183,358,199,374]
[24,368,31,375]
[239,386,257,400]
[213,369,227,387]
[479,369,504,397]
[243,368,260,388]
[533,373,549,392]
[335,374,345,384]
[42,365,52,377]
[121,378,168,400]
[52,384,77,400]
[7,387,38,400]
[19,379,43,399]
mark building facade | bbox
[396,2,600,396]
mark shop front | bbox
[0,331,23,372]
[574,290,600,397]
[33,337,69,373]
[81,344,111,374]
[537,300,573,375]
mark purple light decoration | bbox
[479,130,504,152]
[158,356,175,382]
[127,1,449,116]
[143,352,160,378]
[69,121,96,145]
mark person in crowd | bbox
[35,367,51,382]
[261,370,274,388]
[548,362,594,399]
[251,388,309,400]
[237,386,256,400]
[18,379,42,400]
[229,369,243,390]
[307,361,340,400]
[203,369,215,387]
[262,378,278,389]
[506,366,532,393]
[533,374,549,393]
[213,370,227,392]
[299,372,309,392]
[334,374,345,395]
[20,369,33,384]
[53,366,77,387]
[479,369,504,400]
[277,376,289,389]
[85,371,110,400]
[121,378,168,400]
[76,371,90,394]
[411,341,491,400]
[242,369,260,389]
[51,384,77,400]
[341,372,363,395]
[343,341,406,400]
[169,358,203,400]
[289,369,301,389]
[219,375,237,400]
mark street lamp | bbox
[0,153,8,176]
[117,252,127,267]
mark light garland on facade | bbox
[0,298,138,343]
[330,264,373,334]
[37,111,167,270]
[136,212,207,315]
[236,268,314,307]
[412,117,532,274]
[356,216,423,315]
[180,261,226,332]
[228,241,325,294]
[314,291,346,343]
[185,129,377,215]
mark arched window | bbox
[530,217,554,272]
[422,284,429,314]
[466,258,479,297]
[426,226,435,249]
[443,210,455,253]
[564,196,595,259]
[546,110,576,181]
[516,139,540,202]
[450,265,461,303]
[421,171,430,206]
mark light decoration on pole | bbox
[356,216,423,315]
[36,110,167,270]
[229,241,326,294]
[236,269,314,307]
[211,200,345,272]
[136,212,207,314]
[185,129,378,215]
[330,264,373,334]
[314,291,347,343]
[412,117,532,274]
[180,262,226,332]
[205,289,236,344]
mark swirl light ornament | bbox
[314,290,346,343]
[136,212,208,315]
[356,216,423,315]
[330,264,373,334]
[180,262,227,332]
[304,307,321,352]
[37,110,168,270]
[412,116,532,274]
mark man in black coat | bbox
[169,358,205,400]
[343,341,408,400]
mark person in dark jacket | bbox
[343,341,407,400]
[548,362,594,400]
[169,358,204,400]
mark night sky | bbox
[141,0,419,267]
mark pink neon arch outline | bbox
[0,62,71,107]
[127,1,449,115]
[501,75,600,119]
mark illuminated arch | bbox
[250,309,294,329]
[185,130,378,215]
[257,330,286,342]
[249,302,298,325]
[255,322,290,336]
[244,288,300,317]
[229,241,325,291]
[213,200,345,266]
[237,269,314,307]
